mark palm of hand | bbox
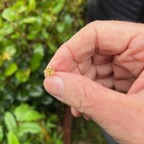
[79,42,144,93]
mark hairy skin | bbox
[44,21,144,144]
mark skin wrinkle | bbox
[84,64,97,80]
[95,21,138,55]
[113,34,144,81]
[112,59,135,79]
[95,77,113,89]
[123,46,144,61]
[77,78,92,114]
[95,64,98,78]
[94,23,114,54]
[91,22,100,54]
[113,79,135,93]
[117,30,132,54]
[67,75,88,112]
[124,60,144,77]
[65,27,96,74]
[102,38,115,54]
[132,52,144,62]
[49,44,77,72]
[65,43,79,64]
[64,43,82,75]
[85,85,115,123]
[78,58,92,74]
[129,71,144,93]
[92,54,114,65]
[81,79,89,113]
[73,83,83,109]
[114,59,136,81]
[128,39,144,61]
[68,23,96,63]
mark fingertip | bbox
[83,114,91,121]
[71,107,82,117]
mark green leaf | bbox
[47,41,57,54]
[22,17,37,24]
[12,1,27,13]
[4,112,17,131]
[53,0,65,14]
[42,13,53,23]
[33,43,44,56]
[15,69,31,83]
[64,14,73,28]
[7,131,20,144]
[14,103,44,121]
[30,55,40,71]
[56,22,65,33]
[18,122,41,135]
[46,122,56,130]
[4,45,16,56]
[5,63,18,76]
[14,103,30,121]
[30,43,44,71]
[29,85,43,97]
[2,8,17,22]
[28,0,36,11]
[0,126,3,142]
[0,24,14,36]
[24,110,45,121]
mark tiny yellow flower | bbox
[44,67,55,77]
[2,52,11,61]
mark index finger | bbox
[48,21,144,72]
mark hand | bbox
[44,21,144,144]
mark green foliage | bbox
[0,0,86,143]
[4,112,17,132]
[0,0,86,107]
[2,103,63,144]
[7,131,20,144]
[14,103,45,121]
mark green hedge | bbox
[0,0,86,143]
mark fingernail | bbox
[44,76,63,97]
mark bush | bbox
[0,0,86,143]
[3,103,62,144]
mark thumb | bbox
[44,72,124,121]
[44,73,144,143]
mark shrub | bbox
[3,103,62,144]
[0,0,86,143]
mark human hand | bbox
[44,21,144,144]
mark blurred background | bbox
[0,0,107,144]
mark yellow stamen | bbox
[44,67,55,77]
